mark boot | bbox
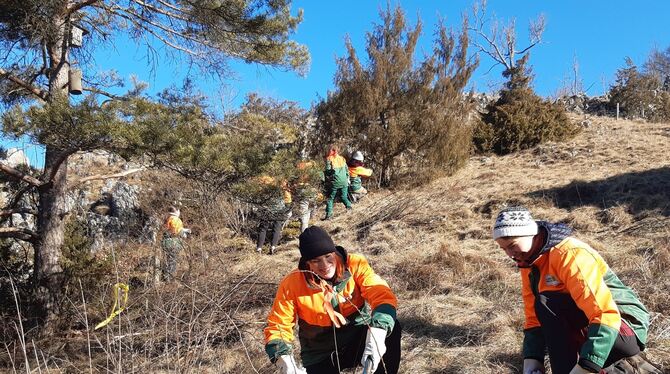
[601,353,663,374]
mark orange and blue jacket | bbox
[521,222,649,370]
[264,247,397,366]
[325,153,349,189]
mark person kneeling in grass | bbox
[264,226,401,374]
[492,206,661,374]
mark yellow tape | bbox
[94,283,129,330]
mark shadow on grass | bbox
[425,352,522,374]
[528,166,670,217]
[401,315,492,347]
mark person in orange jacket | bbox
[323,144,352,220]
[264,226,402,374]
[161,206,191,281]
[492,207,659,374]
[347,151,373,203]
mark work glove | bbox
[568,364,595,374]
[275,355,306,374]
[361,327,387,373]
[523,358,545,374]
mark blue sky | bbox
[3,0,670,167]
[94,0,670,111]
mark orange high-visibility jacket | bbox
[165,215,183,237]
[264,247,397,366]
[521,234,649,369]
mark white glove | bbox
[568,364,594,374]
[523,358,545,374]
[361,327,387,373]
[181,228,191,237]
[275,355,306,374]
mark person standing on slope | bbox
[161,206,191,281]
[347,151,373,203]
[264,226,402,374]
[255,175,293,255]
[323,145,351,220]
[492,206,660,374]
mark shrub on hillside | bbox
[609,58,670,122]
[314,5,478,187]
[474,56,579,154]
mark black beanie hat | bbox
[299,226,337,261]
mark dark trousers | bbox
[257,219,283,248]
[305,322,402,374]
[535,292,641,374]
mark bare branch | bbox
[468,0,543,72]
[128,0,190,22]
[0,68,49,101]
[68,167,145,190]
[0,163,43,187]
[82,86,127,100]
[0,208,38,217]
[66,0,101,16]
[0,227,38,243]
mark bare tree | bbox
[468,0,545,76]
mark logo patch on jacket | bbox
[545,275,561,286]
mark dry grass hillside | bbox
[2,115,669,373]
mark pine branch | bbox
[0,68,49,102]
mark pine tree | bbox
[0,0,308,325]
[315,5,477,186]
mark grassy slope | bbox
[3,116,668,373]
[290,115,670,373]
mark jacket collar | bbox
[527,221,573,266]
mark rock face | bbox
[83,180,158,251]
[554,94,611,116]
[1,148,30,168]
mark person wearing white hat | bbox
[492,206,659,374]
[347,151,372,203]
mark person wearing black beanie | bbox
[263,225,402,374]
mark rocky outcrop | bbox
[554,94,611,116]
[1,148,30,168]
[81,180,158,251]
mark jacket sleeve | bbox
[351,166,373,177]
[352,255,397,335]
[556,246,621,370]
[264,277,297,362]
[521,269,546,360]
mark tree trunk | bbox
[34,148,68,323]
[33,10,70,325]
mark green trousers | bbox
[325,185,351,217]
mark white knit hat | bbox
[492,206,538,239]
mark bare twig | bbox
[0,163,43,187]
[68,167,145,190]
